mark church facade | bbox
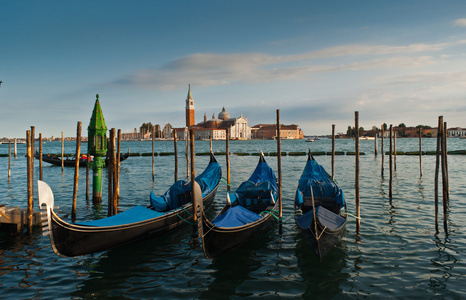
[176,86,252,140]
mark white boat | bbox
[360,136,375,140]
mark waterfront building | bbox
[176,86,252,140]
[175,85,304,140]
[252,124,304,139]
[162,123,174,139]
[448,127,466,137]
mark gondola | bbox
[200,152,279,259]
[294,151,346,260]
[38,153,221,257]
[35,150,130,167]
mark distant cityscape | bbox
[344,123,466,139]
[2,87,466,143]
[121,85,304,141]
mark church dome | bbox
[218,107,230,120]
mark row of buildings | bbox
[360,126,466,138]
[122,85,304,141]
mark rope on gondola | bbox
[176,207,195,225]
[340,210,361,220]
[176,213,195,225]
[260,209,281,221]
[220,177,230,186]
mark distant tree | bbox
[346,126,353,138]
[383,123,388,131]
[397,123,406,136]
[359,127,365,136]
[140,122,154,134]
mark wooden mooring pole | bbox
[419,128,422,177]
[443,121,449,199]
[355,112,360,233]
[394,131,397,171]
[26,130,33,234]
[389,125,393,199]
[226,128,231,192]
[276,109,282,223]
[8,139,11,181]
[61,131,64,172]
[152,126,155,182]
[31,126,35,155]
[14,138,17,159]
[174,130,178,182]
[108,129,115,217]
[117,129,121,193]
[434,117,441,233]
[86,150,90,201]
[190,129,196,224]
[441,120,448,232]
[72,121,82,220]
[381,126,384,176]
[332,124,335,181]
[210,130,213,153]
[39,133,43,181]
[374,133,378,157]
[113,129,118,216]
[30,126,35,199]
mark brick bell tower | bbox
[185,84,195,127]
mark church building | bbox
[176,85,252,140]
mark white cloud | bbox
[111,40,451,90]
[453,18,466,27]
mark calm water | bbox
[0,138,465,299]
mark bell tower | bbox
[185,84,195,127]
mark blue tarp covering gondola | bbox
[79,205,166,227]
[294,158,345,207]
[233,156,278,207]
[295,206,346,230]
[150,159,221,212]
[213,205,262,227]
[214,155,277,228]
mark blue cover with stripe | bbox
[78,205,165,227]
[150,159,221,212]
[213,205,262,227]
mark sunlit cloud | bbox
[453,18,466,26]
[111,41,453,90]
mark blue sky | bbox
[2,1,466,138]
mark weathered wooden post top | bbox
[88,94,108,202]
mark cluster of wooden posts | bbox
[4,112,451,235]
[21,122,125,233]
[354,113,450,234]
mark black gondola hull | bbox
[35,152,130,167]
[50,186,217,257]
[201,202,278,259]
[297,217,346,260]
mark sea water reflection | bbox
[0,138,465,298]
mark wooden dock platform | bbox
[0,204,43,234]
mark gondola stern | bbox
[38,180,65,257]
[259,150,266,162]
[37,180,54,229]
[307,149,314,161]
[209,151,217,164]
[200,215,214,260]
